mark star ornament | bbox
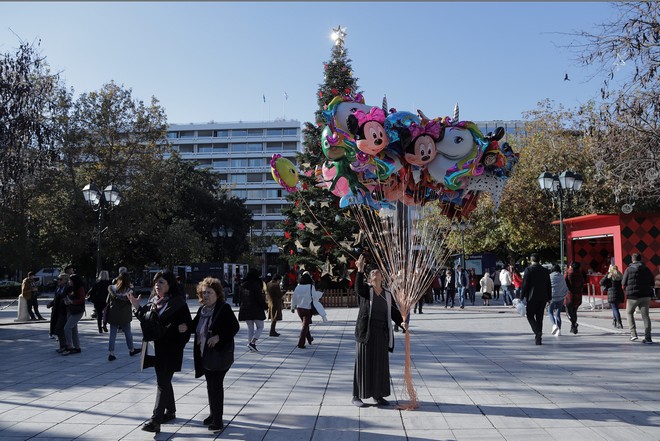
[308,241,321,255]
[320,201,330,208]
[337,255,347,264]
[331,25,347,46]
[321,258,333,278]
[306,222,318,232]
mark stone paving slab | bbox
[0,297,659,440]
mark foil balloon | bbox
[321,125,356,161]
[321,161,350,197]
[270,154,299,192]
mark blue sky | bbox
[2,2,617,125]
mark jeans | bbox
[28,297,43,319]
[610,302,622,323]
[468,287,476,304]
[445,290,455,307]
[108,322,135,353]
[64,311,84,348]
[626,297,652,340]
[548,300,563,329]
[457,287,466,307]
[502,286,514,305]
[245,320,264,343]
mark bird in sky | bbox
[564,73,570,81]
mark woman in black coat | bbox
[601,264,625,329]
[238,268,267,352]
[187,277,239,432]
[352,254,404,408]
[128,270,192,434]
[88,270,111,333]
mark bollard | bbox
[15,294,30,322]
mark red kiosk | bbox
[555,213,660,307]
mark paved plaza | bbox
[0,296,659,441]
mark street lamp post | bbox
[451,221,472,268]
[82,182,121,274]
[537,169,584,270]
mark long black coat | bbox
[137,295,192,372]
[238,279,267,321]
[192,301,240,378]
[354,272,403,352]
[520,263,551,307]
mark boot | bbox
[613,318,618,328]
[617,320,623,329]
[269,321,280,337]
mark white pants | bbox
[246,320,264,342]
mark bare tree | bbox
[570,2,660,209]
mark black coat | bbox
[192,301,240,378]
[238,279,267,321]
[520,263,551,307]
[600,276,625,304]
[137,295,192,372]
[622,261,654,299]
[354,272,403,352]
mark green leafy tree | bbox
[0,41,69,276]
[278,30,360,287]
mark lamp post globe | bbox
[82,182,121,274]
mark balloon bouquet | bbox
[271,92,519,409]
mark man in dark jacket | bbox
[622,253,654,343]
[520,253,551,345]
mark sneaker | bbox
[269,332,280,337]
[248,342,258,352]
[129,348,141,356]
[108,354,116,361]
[556,328,561,336]
[551,325,558,335]
[351,397,364,407]
[642,338,653,344]
[630,335,639,341]
[208,423,224,432]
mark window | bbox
[264,220,282,230]
[248,205,263,215]
[230,158,248,167]
[179,131,195,138]
[247,142,263,152]
[178,145,194,153]
[248,189,264,199]
[247,173,263,183]
[265,189,282,198]
[283,141,297,150]
[198,144,213,153]
[213,159,229,168]
[216,174,228,182]
[266,142,282,150]
[283,128,298,136]
[232,144,248,153]
[232,129,248,137]
[198,130,213,137]
[265,204,284,214]
[266,128,282,136]
[166,132,179,139]
[231,189,247,199]
[248,128,263,136]
[213,143,229,152]
[230,174,247,183]
[248,158,265,167]
[215,130,229,138]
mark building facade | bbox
[166,120,301,275]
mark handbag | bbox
[203,341,234,371]
[309,286,319,316]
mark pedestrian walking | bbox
[128,270,192,434]
[291,271,326,349]
[188,277,239,433]
[622,253,654,343]
[48,273,70,351]
[61,274,87,355]
[468,268,478,305]
[520,254,551,345]
[499,265,514,306]
[88,271,111,333]
[444,269,456,308]
[479,271,494,306]
[266,274,284,337]
[238,268,267,352]
[548,264,569,336]
[106,272,141,361]
[22,271,44,320]
[600,264,625,329]
[351,254,404,408]
[564,262,584,334]
[455,265,468,309]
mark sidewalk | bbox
[0,298,659,440]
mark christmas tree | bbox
[278,26,360,289]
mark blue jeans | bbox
[610,302,621,323]
[458,287,466,307]
[502,286,514,305]
[548,300,563,329]
[108,322,135,353]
